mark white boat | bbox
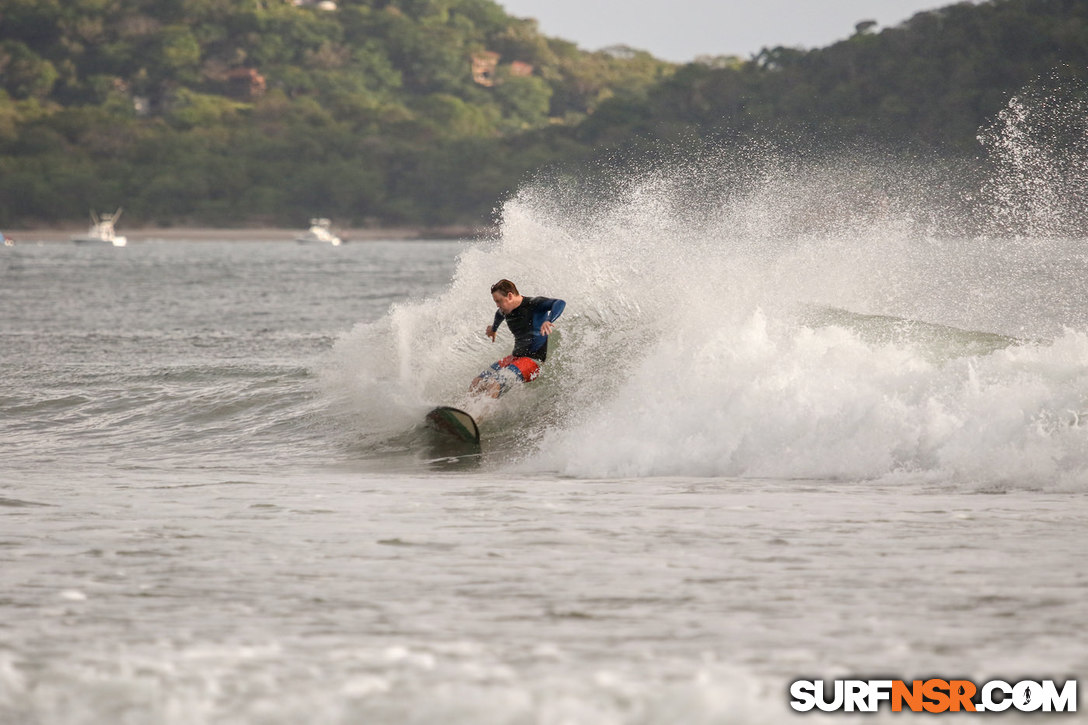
[72,209,127,247]
[296,218,342,246]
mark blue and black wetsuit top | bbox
[492,296,566,362]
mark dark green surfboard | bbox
[423,406,481,462]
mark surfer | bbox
[470,279,565,398]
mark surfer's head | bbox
[491,279,519,296]
[490,279,522,314]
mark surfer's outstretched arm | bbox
[535,298,565,336]
[542,298,565,321]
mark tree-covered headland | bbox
[1,0,1086,228]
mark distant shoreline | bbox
[3,226,495,243]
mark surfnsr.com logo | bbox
[789,679,1077,713]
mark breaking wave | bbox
[324,82,1088,489]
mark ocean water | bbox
[4,99,1088,722]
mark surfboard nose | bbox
[425,406,480,444]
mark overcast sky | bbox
[497,0,970,62]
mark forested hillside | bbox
[0,0,671,226]
[576,0,1088,156]
[1,0,1086,228]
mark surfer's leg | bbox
[470,357,541,399]
[470,357,518,398]
[469,356,544,399]
[469,373,503,398]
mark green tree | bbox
[0,41,59,99]
[493,71,551,128]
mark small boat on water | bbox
[72,209,127,246]
[296,218,342,246]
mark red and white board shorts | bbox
[478,355,541,396]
